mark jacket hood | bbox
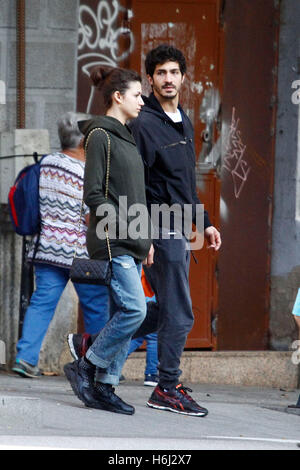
[140,92,185,123]
[141,93,166,119]
[78,116,136,145]
[142,93,163,112]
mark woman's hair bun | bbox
[90,66,113,88]
[88,66,141,110]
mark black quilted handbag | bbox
[70,258,111,286]
[70,128,112,286]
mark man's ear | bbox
[147,75,154,87]
[181,74,185,85]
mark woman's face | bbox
[120,81,144,120]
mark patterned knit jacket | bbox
[28,152,89,268]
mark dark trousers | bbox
[143,233,194,389]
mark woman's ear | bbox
[113,90,123,105]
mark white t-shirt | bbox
[165,109,182,123]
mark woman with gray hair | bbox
[57,111,84,149]
[12,112,109,378]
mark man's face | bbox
[148,61,185,100]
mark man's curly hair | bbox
[145,44,187,77]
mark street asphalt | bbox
[0,369,299,451]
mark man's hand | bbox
[143,244,155,267]
[204,226,221,251]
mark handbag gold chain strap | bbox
[74,127,112,262]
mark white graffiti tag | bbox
[223,107,251,199]
[78,0,134,112]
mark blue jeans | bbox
[128,332,158,376]
[86,255,146,386]
[16,263,109,366]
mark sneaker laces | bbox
[95,382,116,397]
[176,383,199,405]
[176,383,193,394]
[80,357,96,381]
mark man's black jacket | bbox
[129,92,211,230]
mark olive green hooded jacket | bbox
[78,116,152,262]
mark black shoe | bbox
[94,382,135,415]
[64,358,102,409]
[147,383,208,417]
[144,373,159,387]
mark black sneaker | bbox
[64,358,102,409]
[67,333,91,360]
[94,382,135,415]
[147,383,208,417]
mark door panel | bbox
[217,0,278,350]
[128,0,223,348]
[129,0,222,158]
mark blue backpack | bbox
[8,156,46,236]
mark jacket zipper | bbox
[161,139,188,149]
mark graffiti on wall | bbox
[78,0,134,113]
[223,107,251,199]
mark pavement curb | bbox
[123,351,300,389]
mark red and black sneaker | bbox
[147,383,208,417]
[67,333,92,360]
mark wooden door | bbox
[128,0,224,348]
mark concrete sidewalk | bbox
[0,370,299,450]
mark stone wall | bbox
[0,0,80,369]
[0,0,79,149]
[270,0,300,350]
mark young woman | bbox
[64,67,154,415]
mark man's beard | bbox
[153,85,179,100]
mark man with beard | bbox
[129,44,221,416]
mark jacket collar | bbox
[142,92,191,135]
[78,116,136,146]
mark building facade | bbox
[0,0,299,369]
